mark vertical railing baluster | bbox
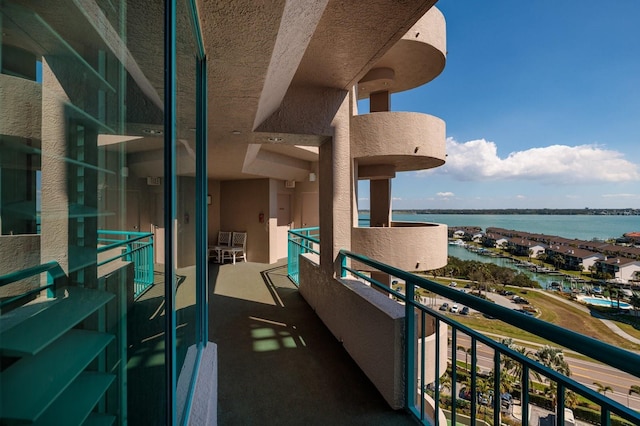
[557,383,565,426]
[420,309,426,422]
[451,328,457,426]
[522,365,529,426]
[434,316,441,425]
[471,336,477,426]
[601,407,611,426]
[405,281,416,413]
[493,351,500,426]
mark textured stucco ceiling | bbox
[197,0,438,180]
[9,0,438,182]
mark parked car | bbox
[513,296,529,304]
[499,290,515,296]
[459,387,472,401]
[450,304,459,313]
[460,306,470,315]
[439,303,449,311]
[449,281,457,287]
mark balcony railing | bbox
[336,249,640,426]
[97,230,154,298]
[0,261,65,308]
[287,227,319,285]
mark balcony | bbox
[352,221,447,271]
[286,229,640,426]
[208,259,416,425]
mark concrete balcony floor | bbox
[209,259,416,425]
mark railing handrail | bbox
[339,249,640,379]
[0,261,65,287]
[96,230,155,298]
[288,227,320,244]
[97,231,153,254]
[97,242,152,267]
[0,261,65,308]
[287,227,320,285]
[98,229,153,237]
[338,249,640,425]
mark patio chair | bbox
[209,231,232,263]
[222,232,247,264]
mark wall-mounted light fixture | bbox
[207,194,212,205]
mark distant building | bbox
[595,257,640,283]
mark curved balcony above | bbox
[357,7,446,99]
[352,112,445,173]
[351,222,447,272]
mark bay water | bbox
[360,213,638,241]
[358,213,639,288]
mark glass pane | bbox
[175,0,198,372]
[0,1,167,424]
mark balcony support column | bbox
[319,90,351,276]
[370,178,391,227]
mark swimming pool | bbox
[579,297,632,309]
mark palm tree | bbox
[488,368,516,398]
[594,381,613,396]
[476,377,491,418]
[565,390,579,409]
[457,344,472,371]
[628,385,640,407]
[500,338,529,396]
[531,345,571,377]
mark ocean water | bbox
[360,213,638,241]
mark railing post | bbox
[470,337,477,426]
[493,351,501,426]
[557,383,565,426]
[451,329,457,426]
[522,365,530,426]
[339,251,347,278]
[405,281,415,412]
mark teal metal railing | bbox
[98,230,154,298]
[0,261,66,308]
[287,227,320,285]
[337,249,640,426]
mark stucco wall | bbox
[298,253,405,409]
[292,180,319,229]
[0,235,41,298]
[220,179,271,263]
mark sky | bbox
[358,1,640,210]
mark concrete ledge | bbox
[298,253,405,409]
[177,343,218,426]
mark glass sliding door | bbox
[0,0,196,423]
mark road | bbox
[447,334,640,411]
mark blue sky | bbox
[358,1,640,210]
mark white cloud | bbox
[437,191,455,197]
[426,138,640,184]
[358,197,369,201]
[601,193,639,198]
[392,197,403,201]
[516,195,525,199]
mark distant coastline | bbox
[359,208,640,216]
